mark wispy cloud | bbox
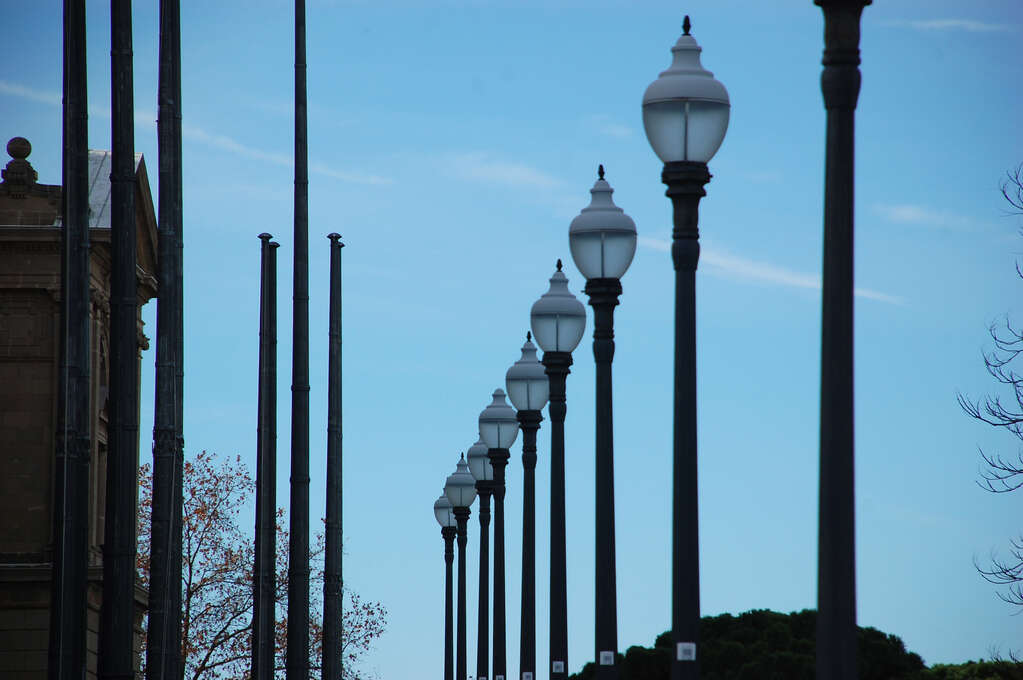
[873,203,977,231]
[0,80,60,106]
[885,18,1013,33]
[0,79,390,186]
[584,114,633,139]
[637,236,904,305]
[441,151,563,190]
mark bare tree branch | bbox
[959,163,1023,615]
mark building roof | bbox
[87,149,145,228]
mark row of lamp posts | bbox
[431,5,866,679]
[429,17,721,680]
[432,164,640,680]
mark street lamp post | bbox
[479,390,519,680]
[467,438,494,680]
[446,455,478,680]
[505,334,550,680]
[530,261,586,680]
[814,2,869,678]
[569,166,637,680]
[642,18,729,680]
[435,495,458,680]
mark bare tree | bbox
[958,164,1023,607]
[137,451,387,680]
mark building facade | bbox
[0,136,157,678]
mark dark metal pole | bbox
[455,506,471,680]
[169,0,185,670]
[518,411,541,680]
[100,1,138,677]
[288,0,311,675]
[49,1,90,676]
[253,234,277,680]
[542,351,571,680]
[662,161,710,680]
[323,233,344,680]
[815,2,868,678]
[147,0,182,677]
[584,278,622,680]
[443,526,457,680]
[476,485,492,680]
[490,449,510,680]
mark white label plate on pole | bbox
[496,676,504,680]
[677,642,696,661]
[599,651,614,665]
[523,673,533,680]
[552,661,565,673]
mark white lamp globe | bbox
[434,494,456,528]
[568,166,637,280]
[529,261,586,353]
[479,389,519,450]
[466,437,493,482]
[444,455,478,509]
[642,16,730,164]
[505,333,549,412]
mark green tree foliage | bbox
[921,660,1023,680]
[566,609,1021,680]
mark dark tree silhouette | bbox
[958,164,1023,608]
[567,609,925,680]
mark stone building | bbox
[0,136,157,678]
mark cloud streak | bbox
[885,18,1012,33]
[637,236,903,305]
[0,79,391,186]
[0,80,60,106]
[873,203,978,231]
[441,151,563,190]
[584,114,633,139]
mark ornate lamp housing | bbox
[641,16,730,163]
[568,167,637,281]
[434,494,456,528]
[466,437,493,482]
[444,455,479,509]
[529,261,586,353]
[478,389,519,450]
[505,333,549,412]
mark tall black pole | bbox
[287,0,311,675]
[323,233,345,680]
[490,449,510,680]
[542,352,571,680]
[476,485,492,680]
[455,506,471,680]
[100,1,138,677]
[253,234,278,680]
[815,2,867,678]
[518,411,541,680]
[662,161,710,680]
[169,0,185,667]
[443,526,457,680]
[49,1,90,676]
[584,278,622,680]
[147,0,182,677]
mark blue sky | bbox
[3,0,1023,677]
